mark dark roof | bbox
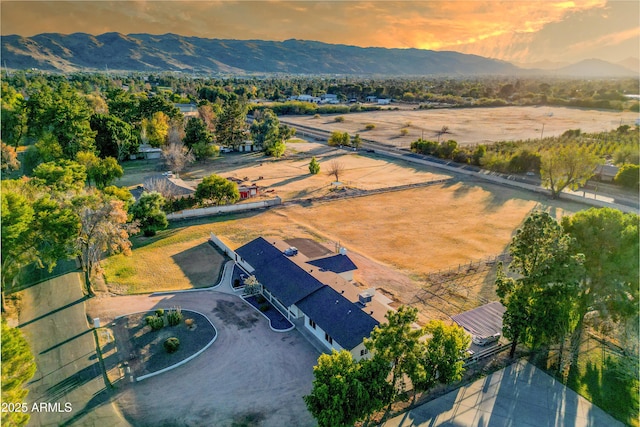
[451,301,505,338]
[236,237,324,307]
[307,254,358,274]
[297,286,379,350]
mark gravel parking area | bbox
[87,291,319,427]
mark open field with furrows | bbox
[104,178,586,322]
[280,105,639,147]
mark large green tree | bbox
[216,97,247,150]
[561,208,639,365]
[303,350,392,427]
[365,306,423,397]
[250,109,286,157]
[26,82,97,159]
[195,174,240,206]
[1,318,37,427]
[131,192,168,236]
[33,160,87,193]
[540,145,599,198]
[183,117,213,149]
[1,180,80,311]
[90,113,138,160]
[408,321,470,400]
[497,211,583,358]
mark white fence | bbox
[209,232,254,273]
[167,197,282,221]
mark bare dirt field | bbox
[280,105,639,147]
[182,144,450,200]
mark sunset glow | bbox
[1,0,638,64]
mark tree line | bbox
[409,126,640,196]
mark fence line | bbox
[425,253,511,282]
[166,197,282,221]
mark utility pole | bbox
[540,123,545,139]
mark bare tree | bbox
[327,160,345,183]
[76,195,139,295]
[436,125,450,143]
[162,141,194,176]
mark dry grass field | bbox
[182,143,450,200]
[281,105,639,147]
[104,177,586,322]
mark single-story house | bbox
[366,96,378,102]
[234,237,388,360]
[377,98,391,105]
[293,94,321,103]
[132,144,162,160]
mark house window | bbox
[308,318,316,329]
[325,333,333,344]
[360,348,369,357]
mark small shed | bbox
[238,185,259,199]
[451,301,505,340]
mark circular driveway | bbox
[88,290,319,427]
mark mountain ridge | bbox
[1,32,637,77]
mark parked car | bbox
[472,333,500,346]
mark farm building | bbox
[132,144,162,160]
[594,164,619,182]
[237,140,262,153]
[238,185,259,200]
[451,301,506,348]
[231,236,391,360]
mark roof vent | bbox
[339,247,347,255]
[284,247,298,256]
[358,288,376,305]
[335,300,339,304]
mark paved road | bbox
[18,273,129,427]
[382,360,623,427]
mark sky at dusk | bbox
[2,1,638,65]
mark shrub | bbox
[400,128,409,136]
[256,295,267,304]
[164,337,180,353]
[167,307,183,326]
[309,157,320,174]
[313,114,321,119]
[334,116,345,123]
[259,304,270,312]
[145,315,164,331]
[615,164,639,189]
[365,123,376,130]
[155,309,164,317]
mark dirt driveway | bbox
[87,291,319,427]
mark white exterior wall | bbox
[350,342,371,362]
[303,314,344,353]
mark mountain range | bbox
[2,32,638,77]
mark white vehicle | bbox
[472,333,500,346]
[221,147,232,153]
